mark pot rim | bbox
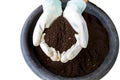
[20,1,119,80]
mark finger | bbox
[61,51,69,63]
[78,14,88,48]
[50,48,59,61]
[67,45,82,60]
[32,11,48,46]
[33,22,43,46]
[40,34,53,57]
[61,43,81,62]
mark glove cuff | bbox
[42,0,62,10]
[67,0,87,13]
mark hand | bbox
[61,0,88,63]
[33,0,62,61]
[33,0,88,63]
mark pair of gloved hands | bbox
[33,0,89,63]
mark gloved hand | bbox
[33,0,88,63]
[33,0,62,61]
[61,0,88,63]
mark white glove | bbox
[61,0,88,63]
[33,0,88,63]
[33,0,62,61]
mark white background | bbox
[0,0,119,80]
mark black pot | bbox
[20,1,119,80]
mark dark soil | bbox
[44,16,77,53]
